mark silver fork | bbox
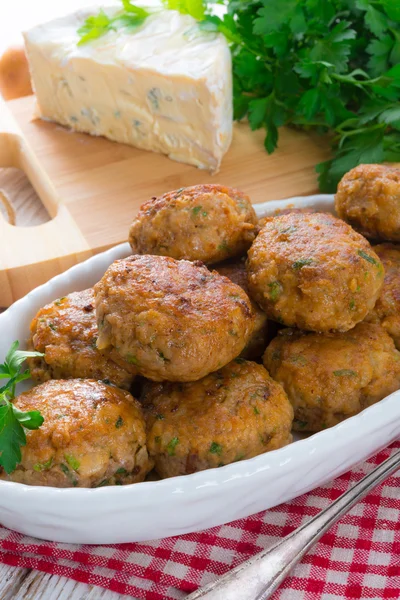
[187,446,400,600]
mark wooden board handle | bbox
[0,96,92,305]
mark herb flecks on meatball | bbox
[28,288,135,389]
[94,255,255,381]
[335,164,400,242]
[143,359,293,478]
[129,184,257,264]
[264,323,400,433]
[214,257,268,360]
[247,212,384,332]
[365,243,400,350]
[0,379,152,487]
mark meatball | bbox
[0,380,152,487]
[143,358,293,478]
[258,207,313,230]
[365,244,400,349]
[129,184,257,264]
[27,288,135,390]
[335,164,400,242]
[214,257,268,359]
[264,322,400,433]
[247,212,384,332]
[94,255,255,382]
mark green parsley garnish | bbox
[0,342,44,474]
[77,0,205,46]
[357,250,379,266]
[34,457,53,472]
[126,354,139,366]
[253,406,260,415]
[157,350,170,363]
[218,240,229,252]
[268,281,282,302]
[60,463,78,486]
[289,355,307,366]
[115,467,128,475]
[209,441,223,455]
[333,369,358,377]
[349,299,356,311]
[77,1,400,191]
[294,419,308,429]
[293,258,313,270]
[65,454,80,471]
[115,416,124,429]
[156,414,165,420]
[203,1,400,191]
[77,2,150,46]
[54,297,67,306]
[166,437,179,456]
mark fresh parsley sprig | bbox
[0,342,44,474]
[77,0,208,45]
[77,0,400,192]
[204,0,400,191]
[77,1,150,46]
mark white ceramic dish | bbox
[1,194,399,545]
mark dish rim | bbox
[1,192,398,500]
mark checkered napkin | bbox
[0,442,399,600]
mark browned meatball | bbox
[335,164,400,242]
[94,255,255,382]
[129,184,257,264]
[365,244,400,349]
[27,289,135,390]
[258,207,314,230]
[264,323,400,433]
[0,380,152,487]
[247,212,384,332]
[143,358,293,478]
[214,257,268,359]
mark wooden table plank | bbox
[12,570,127,599]
[0,167,48,226]
[0,564,31,600]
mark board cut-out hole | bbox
[0,167,50,227]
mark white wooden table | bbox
[0,167,134,599]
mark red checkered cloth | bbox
[1,442,400,600]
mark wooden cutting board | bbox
[0,94,329,307]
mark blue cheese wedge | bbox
[23,7,233,172]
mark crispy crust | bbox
[264,322,400,432]
[335,164,400,242]
[0,379,152,487]
[28,289,135,389]
[94,255,255,381]
[365,243,400,349]
[129,184,257,264]
[247,212,384,332]
[143,359,293,478]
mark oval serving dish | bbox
[1,194,399,544]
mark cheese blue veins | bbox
[23,6,233,172]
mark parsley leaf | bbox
[77,10,116,46]
[77,4,150,46]
[0,342,44,474]
[218,0,400,192]
[162,0,206,20]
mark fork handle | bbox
[187,446,400,600]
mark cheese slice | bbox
[23,7,233,172]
